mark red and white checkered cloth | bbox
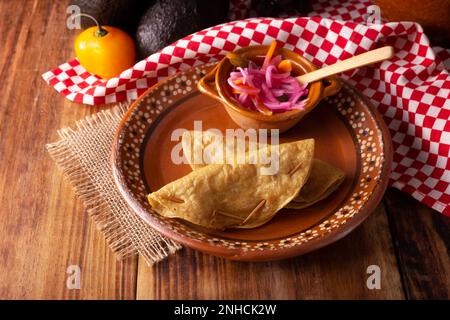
[42,0,450,215]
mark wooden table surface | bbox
[0,0,449,300]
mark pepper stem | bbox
[72,13,108,37]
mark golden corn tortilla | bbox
[182,131,345,209]
[147,139,314,230]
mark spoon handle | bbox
[297,46,394,85]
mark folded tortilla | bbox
[182,131,344,210]
[148,139,314,230]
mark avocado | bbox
[136,0,230,59]
[70,0,153,35]
[196,0,229,29]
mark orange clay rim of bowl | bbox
[111,64,393,261]
[215,45,329,122]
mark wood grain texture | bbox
[0,0,137,299]
[384,188,450,300]
[136,204,404,299]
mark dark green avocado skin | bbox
[70,0,153,35]
[136,0,230,59]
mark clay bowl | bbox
[197,45,342,133]
[112,63,392,261]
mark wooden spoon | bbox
[297,46,394,85]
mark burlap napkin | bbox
[46,104,181,265]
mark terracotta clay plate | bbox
[112,63,392,261]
